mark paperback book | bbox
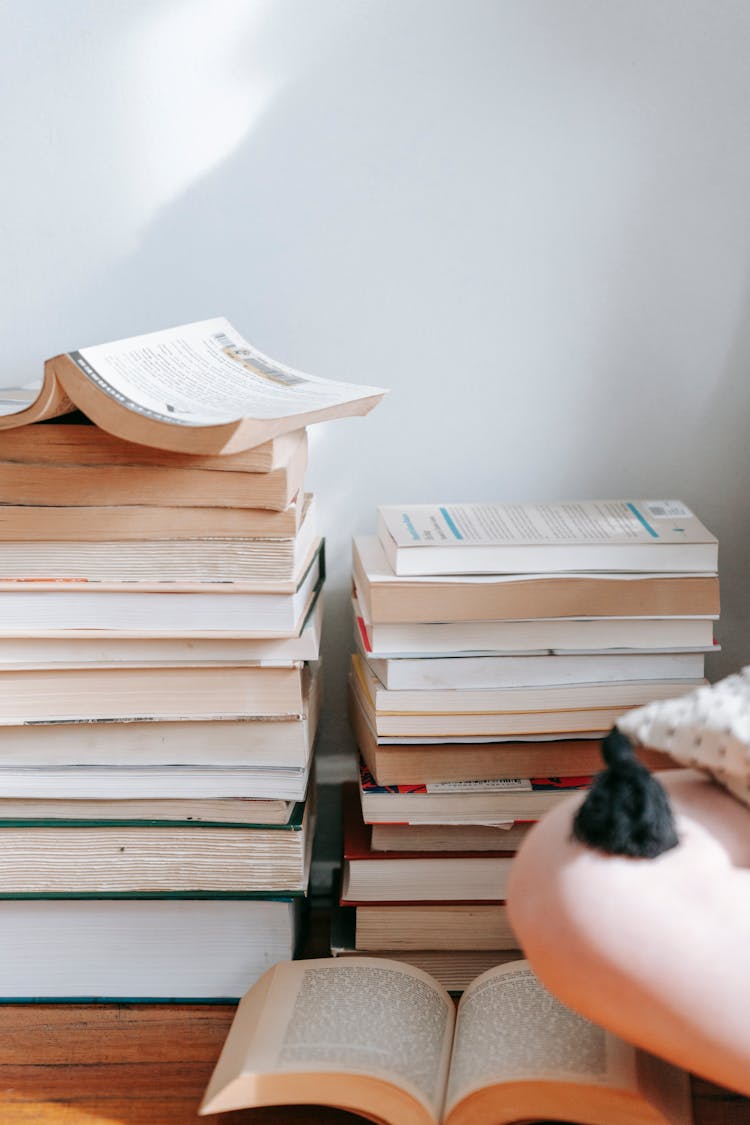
[200,956,691,1123]
[358,760,593,825]
[376,501,717,575]
[341,784,514,903]
[354,535,720,622]
[0,318,385,454]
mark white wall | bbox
[2,0,750,779]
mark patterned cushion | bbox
[619,667,750,808]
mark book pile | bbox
[0,317,385,1001]
[339,500,719,989]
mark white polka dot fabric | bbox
[618,667,750,808]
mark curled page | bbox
[73,318,386,427]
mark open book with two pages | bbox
[201,957,691,1125]
[0,317,386,454]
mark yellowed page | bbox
[201,956,455,1121]
[444,960,638,1116]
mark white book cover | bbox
[377,501,718,575]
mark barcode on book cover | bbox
[644,501,693,519]
[211,333,305,386]
[425,779,533,794]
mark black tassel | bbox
[572,726,679,858]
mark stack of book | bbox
[339,500,719,989]
[0,316,385,1001]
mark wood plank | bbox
[0,1001,747,1123]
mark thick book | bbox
[0,413,306,471]
[0,591,322,668]
[353,902,519,951]
[0,800,313,895]
[0,542,323,636]
[0,317,385,454]
[200,956,691,1123]
[0,658,321,770]
[359,760,593,825]
[0,895,303,1001]
[355,597,717,658]
[0,495,318,590]
[0,426,308,510]
[377,500,717,575]
[0,662,316,724]
[349,684,674,786]
[341,784,514,903]
[354,535,720,622]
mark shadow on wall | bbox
[3,0,750,695]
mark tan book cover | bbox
[0,661,322,769]
[354,535,720,623]
[0,430,307,510]
[0,662,315,724]
[0,497,317,589]
[0,494,308,540]
[0,415,306,471]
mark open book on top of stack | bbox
[1,316,385,453]
[200,956,692,1124]
[0,318,385,1000]
[341,499,718,989]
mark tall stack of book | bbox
[339,500,719,989]
[0,317,385,1000]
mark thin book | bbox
[376,501,717,575]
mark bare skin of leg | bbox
[507,768,750,1096]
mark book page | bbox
[444,962,636,1113]
[73,318,385,427]
[247,958,455,1119]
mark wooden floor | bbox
[0,1002,747,1124]
[0,909,747,1123]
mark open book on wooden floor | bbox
[200,956,692,1124]
[0,318,385,454]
